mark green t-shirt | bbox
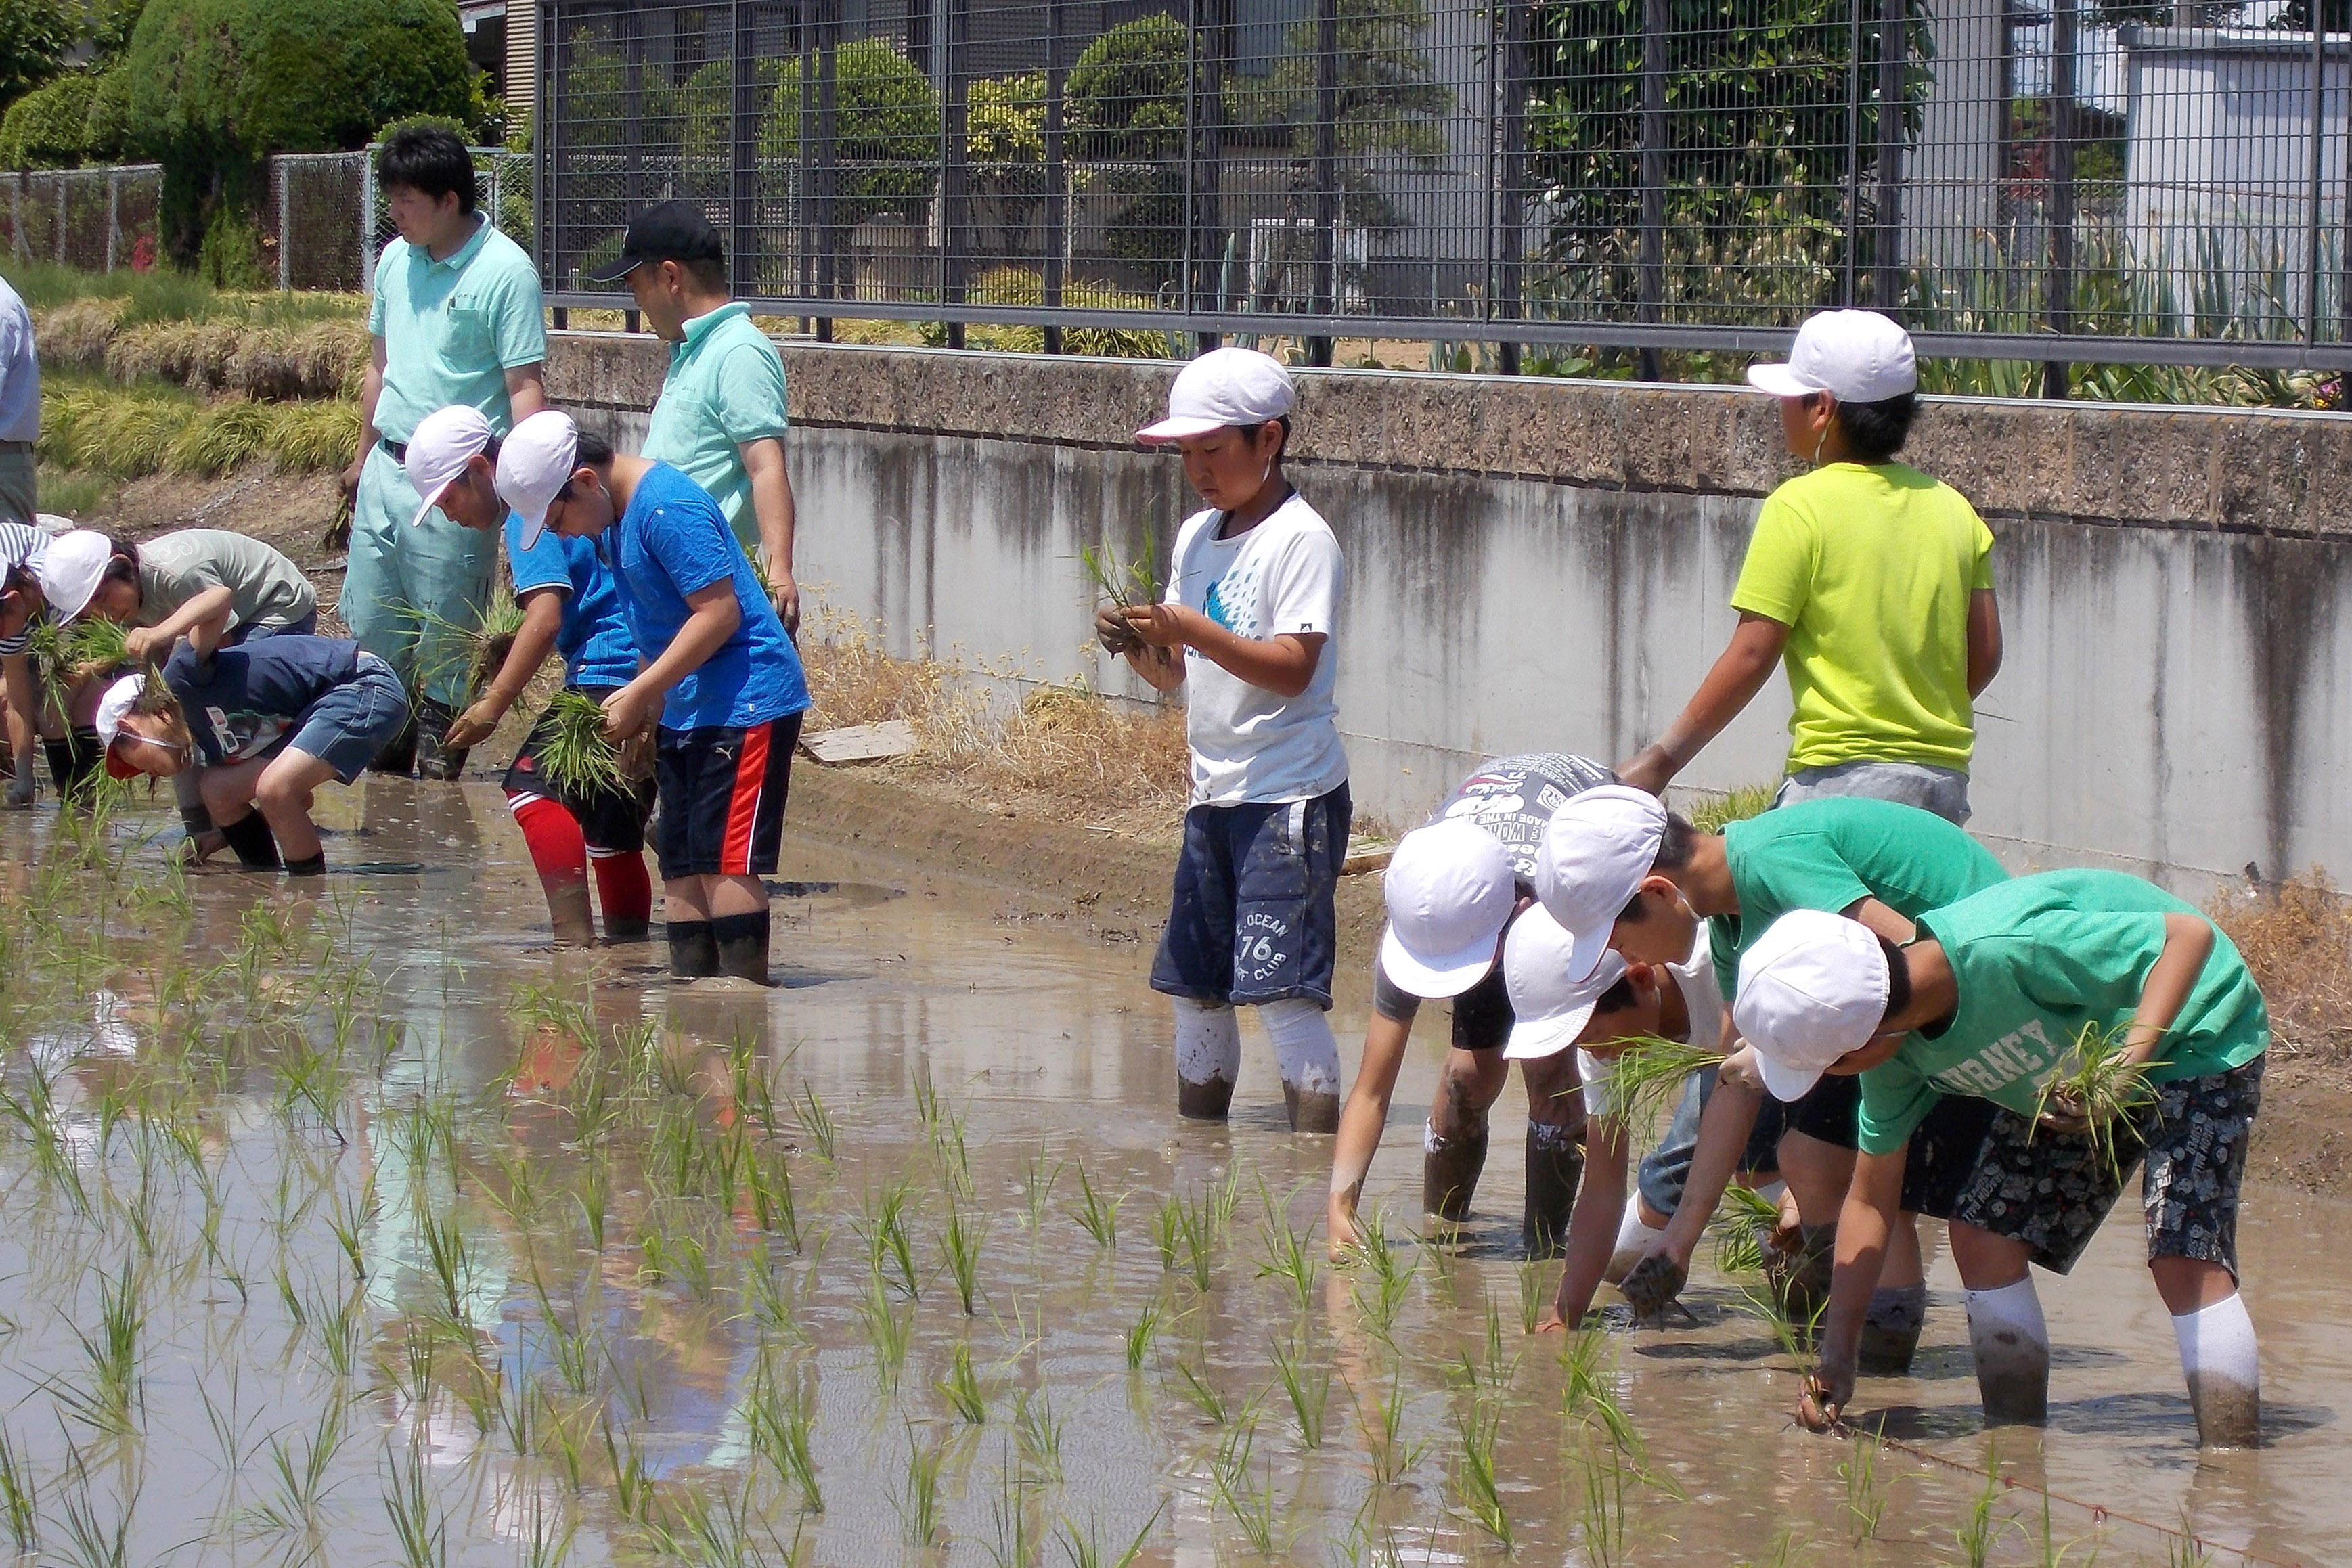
[641,303,789,554]
[1731,462,1995,774]
[135,529,317,633]
[1856,869,2269,1154]
[367,217,548,444]
[1710,796,2010,1001]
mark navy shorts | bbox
[288,654,411,784]
[654,713,801,880]
[1150,784,1350,1009]
[504,686,654,855]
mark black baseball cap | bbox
[586,200,724,283]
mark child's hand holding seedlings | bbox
[1092,604,1143,654]
[1798,1366,1850,1431]
[600,680,662,743]
[123,625,173,665]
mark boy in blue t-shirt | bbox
[406,405,656,946]
[494,410,809,983]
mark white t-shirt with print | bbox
[1578,926,1724,1119]
[1165,493,1348,807]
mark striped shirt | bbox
[0,520,43,656]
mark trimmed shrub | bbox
[761,39,941,227]
[0,69,97,169]
[1066,14,1186,272]
[81,68,135,163]
[0,0,76,117]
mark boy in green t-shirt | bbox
[1618,311,2002,826]
[1735,873,2267,1448]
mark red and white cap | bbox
[1501,905,1629,1062]
[95,673,146,780]
[405,405,495,529]
[1745,309,1917,403]
[1732,908,1892,1102]
[1136,347,1295,443]
[494,409,581,550]
[1378,818,1516,997]
[1532,785,1668,984]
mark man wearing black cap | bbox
[593,201,801,635]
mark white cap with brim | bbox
[1377,817,1517,997]
[95,672,147,778]
[404,405,495,529]
[30,529,113,623]
[1745,309,1918,404]
[1733,908,1892,1102]
[1502,905,1630,1062]
[1136,346,1296,443]
[494,409,581,550]
[1532,784,1667,985]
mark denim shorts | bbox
[1773,760,1971,826]
[1151,784,1350,1009]
[288,654,411,784]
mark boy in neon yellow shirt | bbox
[1619,311,2003,826]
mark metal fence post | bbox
[2042,0,2076,397]
[54,178,66,265]
[360,150,378,298]
[1874,0,1906,309]
[1498,0,1528,375]
[276,160,291,290]
[814,12,838,340]
[1844,0,1863,305]
[733,0,758,300]
[1639,0,1667,378]
[2308,9,2326,345]
[796,9,814,330]
[1308,0,1339,368]
[942,0,969,349]
[1194,0,1227,353]
[106,169,120,275]
[1044,0,1067,353]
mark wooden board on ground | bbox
[1342,838,1395,876]
[801,721,918,765]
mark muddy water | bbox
[0,780,2344,1567]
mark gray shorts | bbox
[287,654,410,784]
[1773,759,1971,826]
[0,450,32,527]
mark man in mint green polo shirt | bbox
[1735,874,2269,1448]
[340,122,547,779]
[592,201,801,635]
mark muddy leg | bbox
[1422,1122,1489,1222]
[1965,1278,2050,1425]
[1767,1223,1838,1341]
[1261,998,1340,1134]
[1522,1123,1584,1259]
[1173,998,1241,1121]
[1422,1048,1506,1222]
[1858,1282,1930,1376]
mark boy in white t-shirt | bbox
[1098,349,1349,1132]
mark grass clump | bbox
[2211,869,2352,1065]
[1687,782,1779,834]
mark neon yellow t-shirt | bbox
[1730,462,1995,774]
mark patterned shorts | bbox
[1945,1056,2263,1276]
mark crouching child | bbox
[1735,872,2269,1448]
[95,636,410,874]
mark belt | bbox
[380,438,408,462]
[0,440,30,453]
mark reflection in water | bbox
[0,782,2341,1566]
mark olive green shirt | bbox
[135,529,316,633]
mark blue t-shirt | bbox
[163,636,362,765]
[604,463,807,732]
[504,510,638,691]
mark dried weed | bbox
[2211,870,2352,1064]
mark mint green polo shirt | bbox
[1855,870,2269,1155]
[366,217,546,444]
[640,303,789,551]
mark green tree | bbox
[761,38,941,227]
[0,0,76,116]
[1067,14,1188,270]
[967,72,1046,253]
[0,69,98,168]
[1235,0,1452,228]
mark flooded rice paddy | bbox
[0,779,2345,1567]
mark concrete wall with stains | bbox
[548,332,2352,892]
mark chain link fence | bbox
[3,165,164,273]
[530,0,2352,371]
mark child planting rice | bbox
[0,518,57,807]
[403,405,655,946]
[1534,787,2006,1370]
[1734,877,2269,1448]
[1326,753,1616,1257]
[494,411,807,983]
[93,635,410,875]
[1101,349,1348,1133]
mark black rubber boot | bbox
[45,732,101,803]
[283,852,328,878]
[711,910,772,985]
[1522,1125,1586,1259]
[1421,1124,1489,1224]
[1859,1282,1930,1376]
[414,697,467,781]
[217,812,282,870]
[603,916,652,944]
[368,714,418,776]
[667,919,719,978]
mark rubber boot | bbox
[1971,1318,2051,1426]
[45,732,100,803]
[414,697,467,782]
[1859,1282,1930,1376]
[667,920,719,979]
[368,713,418,776]
[1522,1124,1585,1259]
[1283,1081,1341,1135]
[1422,1123,1489,1224]
[1767,1223,1838,1343]
[217,812,282,870]
[711,911,772,985]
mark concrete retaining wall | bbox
[548,332,2352,892]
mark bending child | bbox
[1103,349,1348,1133]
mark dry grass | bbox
[36,306,368,399]
[2211,870,2352,1065]
[39,386,361,480]
[801,608,1191,833]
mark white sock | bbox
[2173,1294,2259,1392]
[1607,1196,1667,1284]
[1964,1276,2049,1366]
[1258,998,1340,1098]
[1172,998,1241,1089]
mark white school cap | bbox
[495,409,581,550]
[1378,818,1516,997]
[1532,785,1667,984]
[405,405,494,529]
[95,672,148,779]
[1732,908,1892,1102]
[1136,346,1295,443]
[1502,905,1630,1062]
[1744,309,1918,403]
[30,529,112,623]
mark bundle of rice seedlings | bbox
[1591,1035,1726,1140]
[531,690,629,800]
[263,401,363,473]
[26,615,133,720]
[2031,1021,2161,1175]
[1712,1182,1785,1276]
[407,592,529,703]
[1082,524,1161,609]
[167,400,276,478]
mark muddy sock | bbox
[45,734,99,801]
[1966,1276,2051,1425]
[1173,998,1241,1120]
[216,812,282,869]
[2173,1294,2260,1447]
[590,849,654,937]
[1522,1123,1585,1259]
[1421,1120,1489,1222]
[1859,1282,1932,1376]
[415,698,466,781]
[711,910,772,984]
[1607,1198,1668,1285]
[1260,998,1340,1133]
[667,919,719,978]
[282,852,327,878]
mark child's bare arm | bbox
[1800,1144,1906,1430]
[1966,587,2003,698]
[1540,1118,1630,1332]
[1617,612,1789,794]
[2125,914,2215,1066]
[1116,602,1323,697]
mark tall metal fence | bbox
[532,0,2352,370]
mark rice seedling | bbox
[1021,1144,1063,1231]
[1559,1327,1639,1456]
[1013,1387,1066,1482]
[1953,1456,2017,1567]
[1712,1182,1783,1277]
[1208,1416,1281,1557]
[246,1395,349,1542]
[53,1444,134,1568]
[858,1182,922,1301]
[2033,1021,2162,1176]
[1576,1437,1633,1568]
[1150,1197,1183,1274]
[1838,1429,1892,1542]
[982,1447,1040,1568]
[942,1195,985,1315]
[858,1271,914,1392]
[1361,1367,1427,1487]
[1054,1502,1161,1568]
[0,1427,38,1556]
[793,1085,837,1164]
[1593,1035,1726,1138]
[1270,1329,1330,1449]
[529,692,629,801]
[1124,1298,1166,1371]
[1451,1400,1513,1555]
[1516,1259,1549,1334]
[383,1436,448,1568]
[2164,1515,2215,1568]
[599,1416,657,1523]
[1080,524,1161,610]
[1069,1163,1122,1249]
[1254,1186,1318,1314]
[1170,1357,1229,1426]
[743,1361,823,1512]
[1348,1211,1417,1341]
[939,1339,989,1424]
[514,1488,576,1568]
[894,1422,952,1548]
[51,1255,146,1437]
